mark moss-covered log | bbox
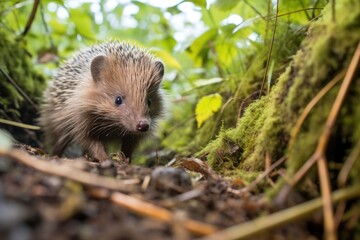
[0,30,46,144]
[200,0,360,186]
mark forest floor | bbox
[0,144,321,240]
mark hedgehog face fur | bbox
[84,53,164,135]
[40,41,164,162]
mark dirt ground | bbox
[0,144,320,240]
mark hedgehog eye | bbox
[115,96,123,106]
[147,98,152,107]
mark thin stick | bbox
[243,0,265,20]
[110,192,218,236]
[289,70,345,147]
[259,0,279,97]
[200,184,360,240]
[284,42,360,239]
[316,42,360,240]
[0,148,136,192]
[22,0,40,36]
[0,118,40,130]
[335,139,360,227]
[244,156,286,192]
[266,8,323,20]
[286,42,360,188]
[316,42,360,155]
[338,139,360,187]
[0,66,38,110]
[317,154,335,240]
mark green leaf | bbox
[69,8,94,39]
[153,49,182,70]
[214,0,241,11]
[49,19,67,35]
[194,77,223,87]
[188,0,207,8]
[195,93,222,128]
[187,28,217,65]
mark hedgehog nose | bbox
[136,120,149,132]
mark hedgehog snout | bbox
[136,120,150,132]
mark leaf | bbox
[153,49,182,70]
[214,0,241,11]
[49,19,67,35]
[69,8,94,39]
[194,77,223,88]
[188,0,207,8]
[195,93,222,128]
[186,28,217,66]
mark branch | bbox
[22,0,40,36]
[259,0,279,97]
[200,184,360,240]
[282,42,360,239]
[0,118,40,130]
[108,192,218,236]
[289,70,345,147]
[0,65,38,110]
[0,148,137,192]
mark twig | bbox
[338,139,360,188]
[317,42,360,240]
[238,90,261,119]
[299,0,311,20]
[264,8,324,21]
[109,192,218,236]
[0,148,137,192]
[317,154,335,240]
[284,42,360,191]
[259,0,279,97]
[331,0,336,23]
[283,42,360,240]
[0,65,38,110]
[335,139,360,227]
[22,0,40,36]
[0,118,40,130]
[243,0,265,20]
[39,0,55,49]
[199,184,360,240]
[244,156,286,192]
[209,41,224,78]
[289,70,345,147]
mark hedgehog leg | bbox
[51,135,70,157]
[86,139,108,162]
[121,135,141,162]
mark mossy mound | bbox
[200,0,360,184]
[0,30,46,144]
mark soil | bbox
[0,144,319,240]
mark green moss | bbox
[0,29,46,144]
[0,31,46,113]
[201,0,360,186]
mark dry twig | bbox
[0,66,38,110]
[288,70,345,147]
[244,156,286,192]
[259,0,279,97]
[284,42,360,240]
[200,184,360,240]
[109,192,218,236]
[22,0,40,36]
[0,148,137,192]
[335,139,360,227]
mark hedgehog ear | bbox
[155,61,164,79]
[91,55,107,82]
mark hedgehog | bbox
[39,41,165,162]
